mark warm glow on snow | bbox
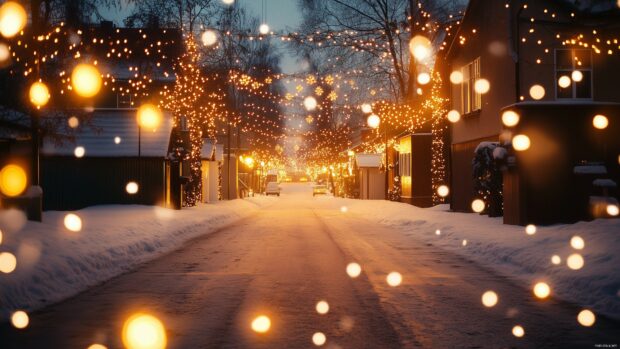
[0,164,27,197]
[122,313,167,349]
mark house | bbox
[201,140,223,203]
[355,153,386,200]
[444,0,620,224]
[397,132,433,207]
[40,108,181,210]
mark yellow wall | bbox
[399,136,412,198]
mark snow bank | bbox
[0,197,273,320]
[339,199,620,320]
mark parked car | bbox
[265,182,281,196]
[313,184,328,196]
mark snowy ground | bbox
[329,195,620,320]
[0,196,274,320]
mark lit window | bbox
[460,57,482,114]
[555,49,592,99]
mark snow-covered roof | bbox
[593,179,617,188]
[355,154,382,168]
[201,141,224,161]
[573,165,607,175]
[42,109,173,158]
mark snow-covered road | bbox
[1,183,619,348]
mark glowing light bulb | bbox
[481,291,498,307]
[447,110,461,123]
[533,282,551,299]
[502,110,520,127]
[137,104,163,131]
[71,64,102,98]
[251,315,271,333]
[512,134,531,151]
[0,164,27,197]
[0,2,27,38]
[529,84,545,100]
[367,114,380,129]
[29,81,51,107]
[592,114,608,130]
[122,313,167,349]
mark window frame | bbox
[554,48,593,100]
[460,57,482,115]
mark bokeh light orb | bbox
[512,134,531,151]
[607,204,619,216]
[0,252,17,273]
[346,262,362,278]
[450,71,463,84]
[525,224,537,235]
[71,64,102,98]
[0,2,27,38]
[304,96,317,111]
[435,229,441,235]
[11,310,29,329]
[571,70,584,82]
[558,75,571,88]
[361,103,372,114]
[533,282,551,299]
[417,72,431,85]
[474,79,490,94]
[137,104,163,131]
[386,272,402,287]
[316,300,329,315]
[592,114,608,130]
[367,114,380,129]
[222,0,234,4]
[409,35,431,60]
[447,110,461,123]
[512,325,525,338]
[551,255,561,265]
[64,213,82,232]
[122,313,167,349]
[481,290,498,307]
[0,164,27,197]
[68,116,80,128]
[87,345,108,349]
[462,239,468,246]
[115,136,122,144]
[577,309,596,327]
[74,146,86,158]
[0,43,10,64]
[201,30,217,46]
[471,199,485,213]
[126,181,139,195]
[529,84,545,100]
[312,332,327,346]
[437,185,449,197]
[251,315,271,333]
[340,206,348,213]
[567,253,585,270]
[259,23,270,35]
[29,81,51,107]
[502,110,520,127]
[570,236,585,250]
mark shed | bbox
[355,154,386,200]
[40,108,177,210]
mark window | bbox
[399,152,411,177]
[555,49,592,99]
[460,57,482,114]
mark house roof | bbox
[355,154,382,168]
[201,141,224,161]
[42,108,173,158]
